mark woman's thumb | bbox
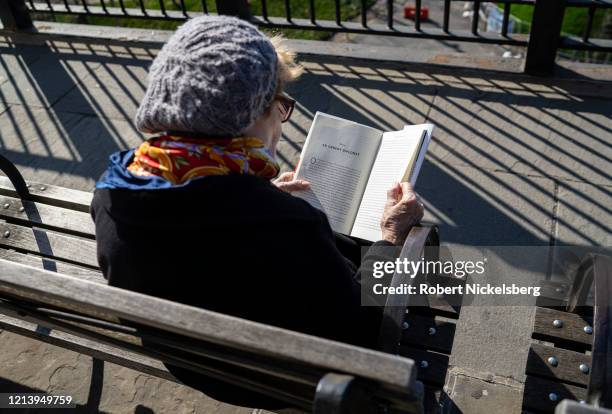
[386,182,401,206]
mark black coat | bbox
[91,173,396,408]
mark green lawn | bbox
[35,0,375,40]
[501,3,609,37]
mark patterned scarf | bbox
[127,134,280,184]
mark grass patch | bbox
[500,3,609,37]
[33,0,375,40]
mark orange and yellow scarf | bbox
[127,134,280,185]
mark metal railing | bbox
[0,0,611,75]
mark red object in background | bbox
[404,5,429,20]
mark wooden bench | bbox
[0,154,464,412]
[523,252,612,413]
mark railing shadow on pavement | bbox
[0,32,609,258]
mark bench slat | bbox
[0,222,98,268]
[400,314,455,354]
[526,343,590,386]
[0,176,93,213]
[523,375,586,413]
[0,259,418,393]
[536,280,570,308]
[0,194,95,238]
[0,249,104,284]
[533,307,593,348]
[398,346,448,386]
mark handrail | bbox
[1,0,611,75]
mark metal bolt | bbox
[2,203,8,209]
[26,183,31,188]
[579,363,589,374]
[548,356,558,367]
[553,319,563,328]
[40,186,46,191]
[402,321,410,330]
[555,287,564,293]
[583,326,593,335]
[579,400,586,404]
[18,206,24,213]
[549,393,558,402]
[428,327,437,336]
[3,230,9,238]
[420,360,429,369]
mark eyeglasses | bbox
[275,94,296,123]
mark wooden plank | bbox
[0,175,92,212]
[401,314,456,354]
[0,194,94,237]
[526,343,590,387]
[0,259,419,392]
[398,346,449,386]
[0,222,98,268]
[0,313,176,383]
[0,249,104,284]
[537,280,570,308]
[523,375,587,413]
[533,307,593,348]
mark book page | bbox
[294,112,383,235]
[350,124,434,241]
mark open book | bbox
[294,112,434,242]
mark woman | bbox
[92,15,423,409]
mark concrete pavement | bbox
[0,25,610,413]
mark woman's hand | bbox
[380,182,424,246]
[273,171,311,193]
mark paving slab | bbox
[419,162,555,245]
[0,331,255,414]
[443,371,524,414]
[555,181,612,246]
[426,86,612,186]
[53,61,151,122]
[0,44,101,109]
[0,105,144,191]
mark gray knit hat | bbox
[135,15,279,137]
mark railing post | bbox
[524,0,566,76]
[215,0,251,20]
[0,0,33,31]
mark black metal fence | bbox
[1,0,611,75]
